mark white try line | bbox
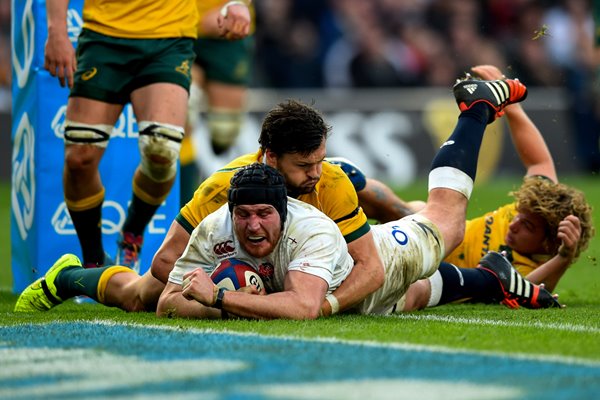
[6,319,598,368]
[392,313,600,334]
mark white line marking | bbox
[4,319,598,368]
[393,313,600,334]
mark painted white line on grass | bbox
[17,319,598,368]
[392,313,600,334]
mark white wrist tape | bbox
[220,1,247,18]
[326,294,340,315]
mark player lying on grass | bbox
[336,65,594,310]
[151,76,560,319]
[14,100,385,314]
[15,75,560,316]
[156,95,562,320]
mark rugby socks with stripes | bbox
[427,262,502,307]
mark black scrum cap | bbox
[228,163,287,225]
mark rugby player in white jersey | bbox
[158,76,557,319]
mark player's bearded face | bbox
[268,142,326,198]
[505,211,549,254]
[233,204,282,258]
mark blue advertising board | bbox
[11,0,179,292]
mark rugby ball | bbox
[210,258,264,292]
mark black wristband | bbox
[214,287,228,309]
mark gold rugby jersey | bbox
[83,0,198,39]
[177,150,370,243]
[444,203,548,276]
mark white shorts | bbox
[357,214,444,315]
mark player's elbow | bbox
[156,294,176,318]
[292,297,323,320]
[155,288,189,319]
[150,252,175,284]
[298,307,321,320]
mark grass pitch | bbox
[1,177,599,364]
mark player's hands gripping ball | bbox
[210,258,265,294]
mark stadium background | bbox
[5,0,600,287]
[2,0,599,178]
[1,1,599,398]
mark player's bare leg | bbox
[63,97,123,268]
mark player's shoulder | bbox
[214,151,261,177]
[493,203,517,218]
[316,162,357,194]
[288,197,333,221]
[472,202,516,222]
[196,152,262,199]
[286,199,344,245]
[321,161,350,180]
[197,203,232,235]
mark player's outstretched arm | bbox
[158,280,222,319]
[160,269,327,320]
[358,179,422,223]
[472,65,557,182]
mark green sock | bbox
[68,204,105,266]
[55,266,110,301]
[122,194,160,236]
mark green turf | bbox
[1,177,599,362]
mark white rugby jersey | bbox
[170,198,354,293]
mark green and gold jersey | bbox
[83,0,198,39]
[177,150,370,243]
[445,203,548,276]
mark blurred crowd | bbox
[2,0,599,171]
[252,0,597,89]
[251,0,600,173]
